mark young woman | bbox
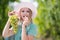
[2,2,37,40]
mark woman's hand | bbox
[8,11,20,20]
[8,11,15,23]
[8,11,16,17]
[22,16,30,27]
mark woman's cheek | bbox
[23,17,26,21]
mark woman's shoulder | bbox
[30,22,37,28]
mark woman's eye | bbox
[27,11,29,13]
[22,11,24,12]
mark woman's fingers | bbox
[22,16,29,26]
[24,16,28,21]
[8,11,16,17]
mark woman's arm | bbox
[22,17,34,40]
[22,25,28,40]
[2,11,16,38]
[22,25,34,40]
[2,19,14,38]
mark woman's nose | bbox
[23,11,28,14]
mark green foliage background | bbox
[0,0,60,40]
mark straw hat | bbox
[14,2,37,18]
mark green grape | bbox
[9,15,19,34]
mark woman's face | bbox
[19,8,32,21]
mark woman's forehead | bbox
[20,7,31,11]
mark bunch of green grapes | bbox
[9,15,19,34]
